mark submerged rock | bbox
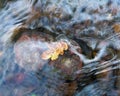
[76,81,119,96]
[1,0,120,96]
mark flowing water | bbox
[0,0,120,96]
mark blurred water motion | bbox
[0,0,120,96]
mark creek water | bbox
[0,0,120,96]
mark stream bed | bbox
[0,0,120,96]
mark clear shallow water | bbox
[0,0,120,96]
